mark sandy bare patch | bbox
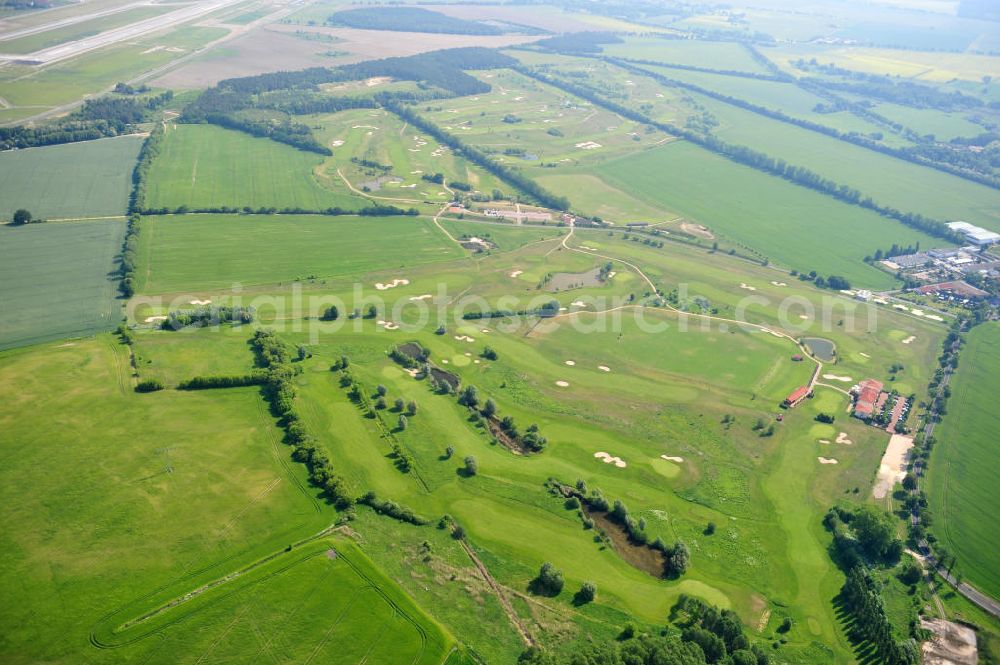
[564,360,576,366]
[818,457,839,465]
[739,282,757,291]
[921,618,978,665]
[836,432,853,445]
[598,365,611,372]
[902,335,916,344]
[375,278,410,291]
[509,270,523,278]
[555,380,570,387]
[144,315,168,323]
[409,294,433,301]
[454,335,475,343]
[594,451,627,467]
[823,374,853,382]
[681,222,714,240]
[189,299,211,305]
[873,434,914,499]
[660,455,684,463]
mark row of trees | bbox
[358,491,427,525]
[159,306,255,331]
[461,300,562,320]
[252,329,353,507]
[519,64,961,242]
[177,373,267,390]
[457,386,549,453]
[841,567,921,664]
[617,59,999,189]
[139,203,418,217]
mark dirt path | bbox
[459,540,535,647]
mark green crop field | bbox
[145,124,365,212]
[592,142,942,288]
[136,213,462,293]
[0,136,142,220]
[601,37,772,75]
[0,219,125,350]
[926,322,1000,600]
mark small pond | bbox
[802,337,836,362]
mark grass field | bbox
[0,219,125,350]
[592,141,942,288]
[0,336,458,664]
[601,37,772,75]
[0,135,142,220]
[145,124,365,212]
[136,213,462,293]
[926,322,1000,600]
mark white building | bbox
[947,221,1000,246]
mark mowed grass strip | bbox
[926,322,1000,600]
[0,219,125,350]
[595,141,943,288]
[137,214,463,293]
[145,124,365,212]
[0,136,143,220]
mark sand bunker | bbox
[660,455,684,463]
[823,374,853,382]
[144,315,167,323]
[454,335,475,343]
[902,335,916,344]
[555,380,570,387]
[771,281,788,287]
[860,352,871,358]
[375,278,409,290]
[330,140,345,148]
[190,299,211,305]
[819,439,831,444]
[739,283,757,291]
[575,141,603,150]
[799,315,810,320]
[836,432,853,445]
[598,365,611,372]
[818,457,839,465]
[893,304,910,311]
[570,300,587,308]
[442,359,449,364]
[594,451,627,468]
[873,434,914,499]
[409,294,433,301]
[376,320,400,331]
[926,314,944,322]
[565,360,576,366]
[509,270,523,278]
[352,124,378,130]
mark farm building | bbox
[783,386,812,408]
[851,379,885,420]
[915,281,989,299]
[947,221,1000,246]
[483,209,552,223]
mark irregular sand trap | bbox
[818,457,839,465]
[454,335,475,343]
[570,300,587,307]
[144,315,167,323]
[607,271,616,279]
[598,365,611,372]
[926,314,944,322]
[873,434,914,499]
[911,309,925,316]
[660,455,684,463]
[330,140,345,147]
[819,439,831,445]
[823,374,853,382]
[594,451,627,468]
[509,270,523,278]
[555,380,570,387]
[464,352,472,357]
[565,360,576,366]
[739,282,757,291]
[190,299,211,305]
[377,321,400,331]
[375,278,409,290]
[902,335,916,344]
[771,281,788,287]
[836,432,853,445]
[409,294,433,301]
[799,315,810,320]
[860,352,871,358]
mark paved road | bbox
[0,0,245,64]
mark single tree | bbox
[11,209,32,225]
[406,400,418,416]
[397,414,408,431]
[576,581,596,603]
[482,398,497,418]
[463,455,478,476]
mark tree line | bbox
[517,64,961,243]
[616,59,999,189]
[139,204,418,217]
[159,306,255,331]
[177,373,267,390]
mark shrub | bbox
[576,581,596,603]
[135,379,164,393]
[463,455,478,476]
[534,562,564,595]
